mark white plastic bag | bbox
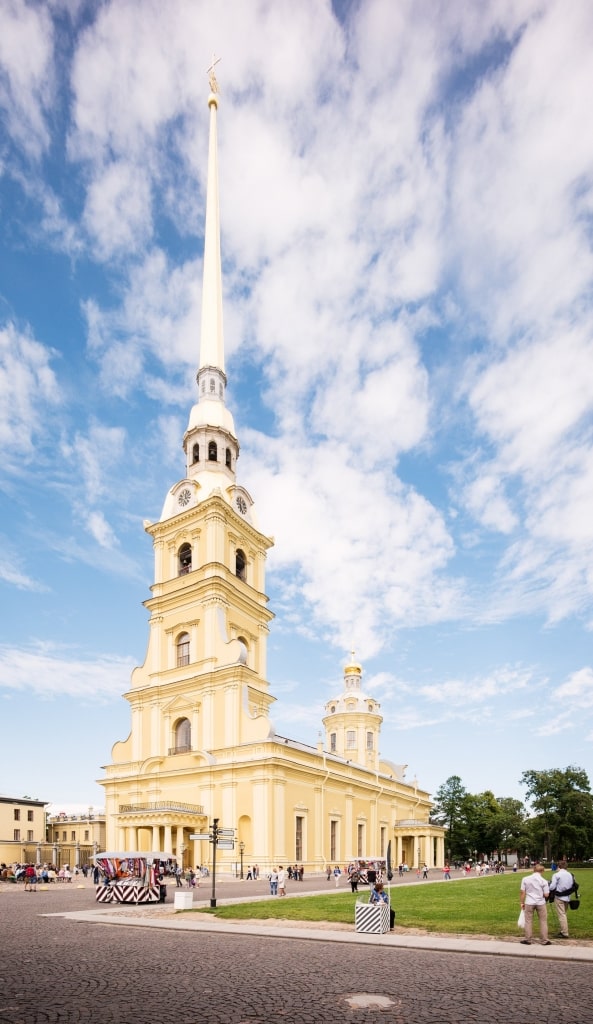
[517,909,525,928]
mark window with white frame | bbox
[176,632,190,667]
[346,730,356,750]
[295,816,303,861]
[357,822,364,858]
[330,820,338,862]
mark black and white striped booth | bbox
[354,901,391,934]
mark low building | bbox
[0,795,47,866]
[45,810,106,869]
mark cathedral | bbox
[99,74,445,873]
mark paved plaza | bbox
[2,876,593,1024]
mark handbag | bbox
[569,899,580,910]
[517,909,525,928]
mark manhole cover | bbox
[344,993,395,1010]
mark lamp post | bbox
[239,841,245,880]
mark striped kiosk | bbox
[96,885,114,903]
[354,901,391,934]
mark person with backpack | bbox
[549,859,578,938]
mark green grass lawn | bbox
[194,870,593,939]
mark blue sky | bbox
[1,0,593,814]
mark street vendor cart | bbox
[94,851,175,904]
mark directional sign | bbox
[189,833,212,841]
[216,841,234,850]
[216,829,235,837]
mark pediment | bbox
[163,695,198,714]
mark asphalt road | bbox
[2,878,593,1024]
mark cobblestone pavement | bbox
[2,882,593,1024]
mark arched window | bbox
[178,543,192,575]
[173,718,191,754]
[208,440,217,462]
[235,548,246,581]
[209,377,215,393]
[225,448,231,468]
[192,444,199,464]
[176,632,190,667]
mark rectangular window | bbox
[380,827,386,858]
[366,731,373,751]
[27,810,34,821]
[346,730,356,750]
[330,820,337,862]
[357,823,364,858]
[14,809,20,821]
[62,831,67,841]
[84,830,89,841]
[71,831,76,841]
[295,816,303,861]
[330,732,336,752]
[27,830,34,841]
[14,829,21,841]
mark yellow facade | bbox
[99,79,444,872]
[0,796,47,866]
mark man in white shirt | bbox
[549,859,573,938]
[519,863,551,945]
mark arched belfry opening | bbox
[208,440,217,462]
[178,543,192,575]
[235,548,246,581]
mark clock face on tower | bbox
[235,495,247,515]
[178,488,192,508]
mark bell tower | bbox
[322,654,383,769]
[104,65,275,814]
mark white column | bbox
[152,826,160,849]
[164,825,173,852]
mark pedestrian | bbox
[443,863,451,880]
[24,864,37,892]
[333,865,341,887]
[398,863,403,878]
[326,865,332,881]
[246,865,253,880]
[269,867,278,896]
[278,865,286,896]
[422,863,429,880]
[349,868,359,893]
[369,881,395,930]
[519,862,551,945]
[549,859,576,938]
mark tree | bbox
[520,766,593,861]
[432,776,468,859]
[496,796,530,858]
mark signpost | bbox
[189,819,235,908]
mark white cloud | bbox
[418,665,534,706]
[0,322,61,469]
[555,666,593,709]
[242,432,458,656]
[83,161,153,259]
[0,0,54,158]
[0,641,134,699]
